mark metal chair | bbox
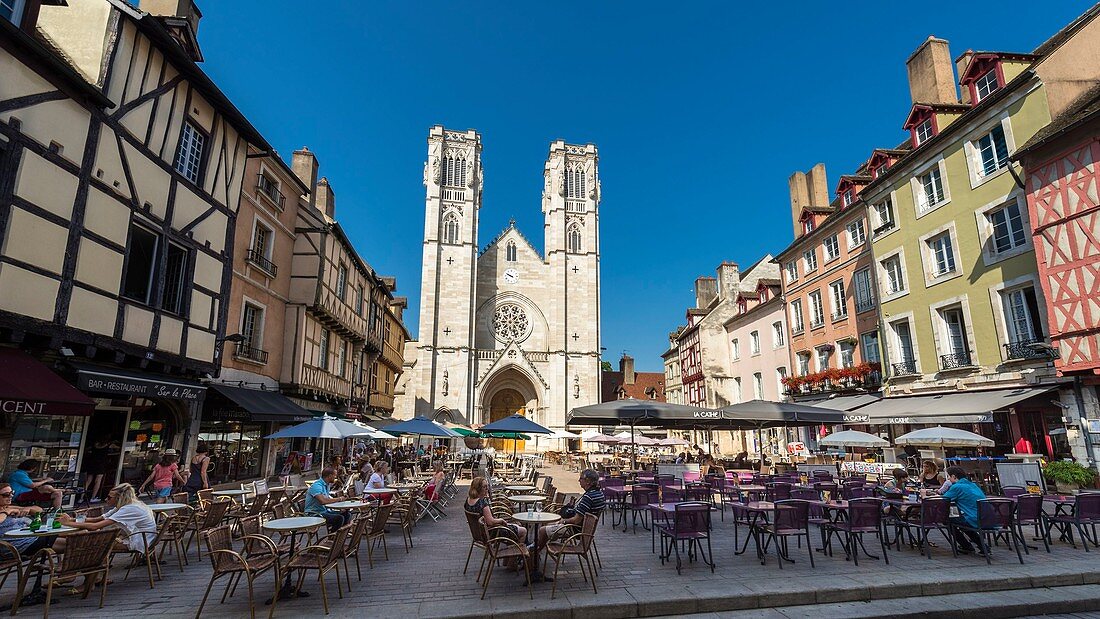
[952,498,1024,565]
[116,529,162,589]
[655,501,714,575]
[765,482,791,502]
[478,517,531,599]
[895,497,955,558]
[824,497,889,566]
[1045,493,1100,551]
[1014,493,1050,553]
[188,499,232,558]
[285,524,351,615]
[626,485,657,533]
[544,513,600,598]
[195,525,280,619]
[757,499,814,569]
[364,502,394,568]
[1000,485,1026,498]
[0,540,24,594]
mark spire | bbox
[509,218,516,228]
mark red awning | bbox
[0,348,95,416]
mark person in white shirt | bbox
[368,461,389,489]
[57,483,156,594]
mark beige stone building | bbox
[401,127,602,438]
[0,0,267,491]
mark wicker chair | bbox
[463,511,490,580]
[478,517,531,599]
[170,492,189,505]
[156,505,195,572]
[285,524,351,615]
[238,515,292,557]
[543,513,599,598]
[188,499,232,558]
[364,503,394,568]
[11,529,116,619]
[196,489,215,508]
[228,495,269,533]
[340,515,371,589]
[0,540,24,592]
[116,529,162,589]
[386,494,416,553]
[196,525,281,619]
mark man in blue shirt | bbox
[9,459,63,508]
[305,467,350,532]
[941,466,986,554]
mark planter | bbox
[1055,481,1080,494]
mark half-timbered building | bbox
[0,0,267,493]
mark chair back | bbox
[602,476,624,489]
[1014,494,1043,524]
[685,485,712,502]
[196,489,214,507]
[765,482,791,502]
[253,479,269,496]
[1075,493,1100,521]
[682,471,701,485]
[977,498,1015,530]
[791,488,819,501]
[672,501,710,535]
[348,513,371,549]
[322,525,352,563]
[843,486,872,500]
[577,513,599,552]
[201,498,232,527]
[705,475,725,490]
[773,499,810,530]
[1000,485,1025,498]
[202,525,237,573]
[655,474,677,488]
[918,497,950,526]
[170,492,189,505]
[541,476,554,494]
[246,494,268,516]
[813,471,833,481]
[663,486,684,502]
[814,481,838,494]
[238,515,261,537]
[847,498,883,530]
[59,529,117,575]
[465,511,488,545]
[370,503,394,536]
[631,487,656,507]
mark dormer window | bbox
[738,298,748,315]
[803,218,815,235]
[914,118,934,146]
[973,70,1000,102]
[842,189,854,207]
[872,162,889,179]
[759,287,769,302]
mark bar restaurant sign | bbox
[77,370,205,401]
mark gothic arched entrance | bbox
[488,388,526,453]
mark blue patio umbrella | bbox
[384,416,462,458]
[264,415,367,468]
[480,414,552,460]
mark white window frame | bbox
[842,189,854,207]
[838,340,856,368]
[914,118,934,145]
[785,261,798,283]
[918,222,963,287]
[976,192,1032,266]
[871,193,898,237]
[250,217,276,260]
[846,219,866,249]
[808,290,824,328]
[772,321,785,348]
[797,352,811,376]
[988,273,1049,362]
[876,248,909,302]
[964,115,1016,188]
[928,295,978,369]
[803,249,818,273]
[175,120,205,184]
[239,298,267,354]
[776,367,788,396]
[318,328,331,371]
[790,300,804,334]
[828,279,847,320]
[752,372,763,400]
[733,377,742,404]
[853,267,875,314]
[823,234,841,263]
[815,346,830,372]
[887,312,919,373]
[750,331,760,355]
[861,331,881,364]
[730,338,740,360]
[973,70,1000,102]
[911,157,950,217]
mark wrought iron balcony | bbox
[246,248,278,277]
[1004,338,1048,361]
[256,176,285,209]
[891,360,918,376]
[940,351,973,370]
[234,342,269,364]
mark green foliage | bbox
[601,361,613,372]
[1043,460,1095,486]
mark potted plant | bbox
[1043,460,1095,494]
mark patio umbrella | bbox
[479,414,553,460]
[385,416,463,457]
[623,435,660,446]
[265,415,368,468]
[347,421,398,441]
[819,430,890,448]
[658,436,691,447]
[585,433,621,444]
[894,426,994,448]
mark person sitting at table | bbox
[138,449,185,504]
[939,466,987,555]
[884,468,910,492]
[368,462,388,489]
[425,462,445,501]
[57,483,157,594]
[531,469,606,582]
[919,460,945,490]
[8,460,64,509]
[465,477,526,546]
[304,467,350,532]
[0,483,52,560]
[732,452,749,470]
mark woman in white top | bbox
[367,461,388,489]
[58,483,156,594]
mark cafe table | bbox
[212,488,251,504]
[5,524,83,606]
[149,502,188,514]
[263,516,325,602]
[327,499,374,512]
[503,485,538,494]
[509,494,547,511]
[510,510,561,547]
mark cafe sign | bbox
[77,370,205,401]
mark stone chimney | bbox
[694,277,718,309]
[292,147,319,205]
[619,354,636,386]
[315,177,335,219]
[716,262,740,300]
[906,36,958,104]
[806,163,829,205]
[788,163,829,237]
[139,0,203,61]
[955,50,975,105]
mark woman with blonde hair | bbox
[464,477,525,541]
[57,483,157,594]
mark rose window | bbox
[493,304,529,341]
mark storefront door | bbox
[85,408,128,492]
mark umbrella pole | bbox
[631,420,637,471]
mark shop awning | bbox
[209,385,313,422]
[71,362,206,401]
[0,348,95,416]
[802,393,882,412]
[845,387,1055,425]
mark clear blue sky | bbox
[194,1,1091,372]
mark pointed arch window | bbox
[567,224,583,254]
[565,164,586,199]
[442,154,467,188]
[506,240,517,262]
[442,212,460,245]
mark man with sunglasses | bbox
[529,469,605,582]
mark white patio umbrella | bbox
[819,430,890,448]
[348,420,397,441]
[658,436,690,447]
[621,435,660,446]
[894,426,994,448]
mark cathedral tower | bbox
[415,126,482,419]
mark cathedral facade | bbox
[401,126,602,436]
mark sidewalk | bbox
[10,462,1100,618]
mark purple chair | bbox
[662,486,685,503]
[626,485,658,533]
[824,498,889,566]
[757,499,814,569]
[1014,494,1050,554]
[655,474,678,488]
[843,486,873,500]
[602,486,627,528]
[765,482,792,502]
[952,498,1024,564]
[791,488,819,501]
[655,501,713,575]
[1000,486,1026,498]
[602,476,625,489]
[1046,493,1100,551]
[684,484,713,505]
[896,497,955,559]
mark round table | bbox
[504,485,538,493]
[327,500,373,511]
[511,510,562,557]
[263,517,325,601]
[509,494,547,511]
[4,525,80,538]
[362,487,397,495]
[149,502,188,513]
[212,489,250,503]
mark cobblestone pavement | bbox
[6,463,1100,618]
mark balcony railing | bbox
[234,342,269,364]
[940,351,973,370]
[246,248,278,277]
[831,310,848,321]
[256,176,285,209]
[1004,338,1048,361]
[791,325,805,336]
[442,187,466,201]
[810,318,825,329]
[891,360,918,376]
